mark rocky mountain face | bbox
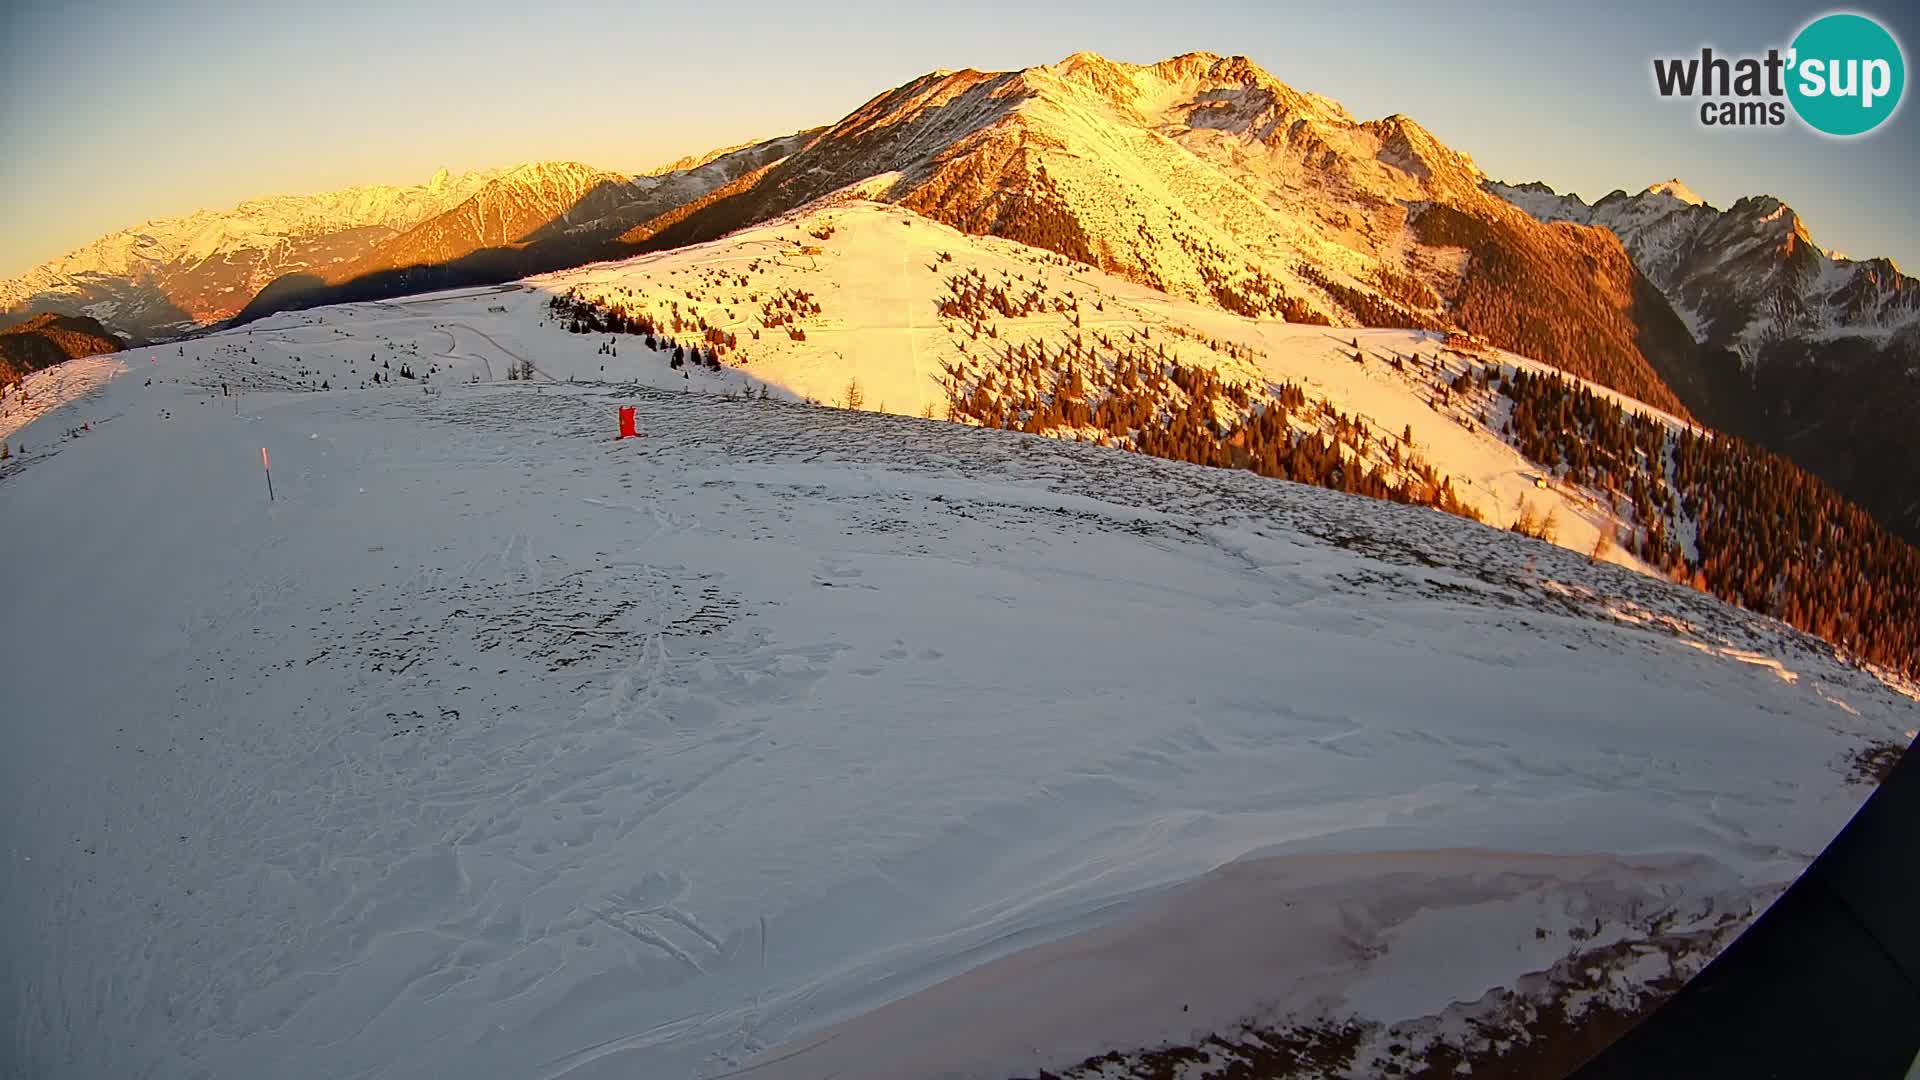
[1489,179,1920,540]
[1488,179,1920,359]
[0,313,125,387]
[0,170,501,341]
[362,161,632,270]
[612,51,1692,416]
[233,134,815,322]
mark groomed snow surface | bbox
[4,274,1915,1080]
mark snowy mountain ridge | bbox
[638,129,826,179]
[0,169,506,338]
[228,133,818,322]
[1486,177,1920,361]
[596,51,1686,418]
[0,135,815,344]
[674,48,1497,294]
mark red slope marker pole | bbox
[262,447,274,502]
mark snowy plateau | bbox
[2,203,1916,1080]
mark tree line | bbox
[1500,365,1920,676]
[941,331,1480,524]
[547,291,725,371]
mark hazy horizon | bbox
[3,0,1916,276]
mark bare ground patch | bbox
[1026,913,1744,1080]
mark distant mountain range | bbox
[4,50,1915,538]
[0,170,501,341]
[1488,179,1920,361]
[0,137,814,344]
[234,136,813,321]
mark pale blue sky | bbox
[3,0,1915,275]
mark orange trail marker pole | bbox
[262,447,274,502]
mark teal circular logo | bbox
[1788,13,1906,136]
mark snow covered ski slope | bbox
[2,220,1916,1078]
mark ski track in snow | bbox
[3,318,1916,1079]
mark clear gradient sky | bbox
[3,0,1915,276]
